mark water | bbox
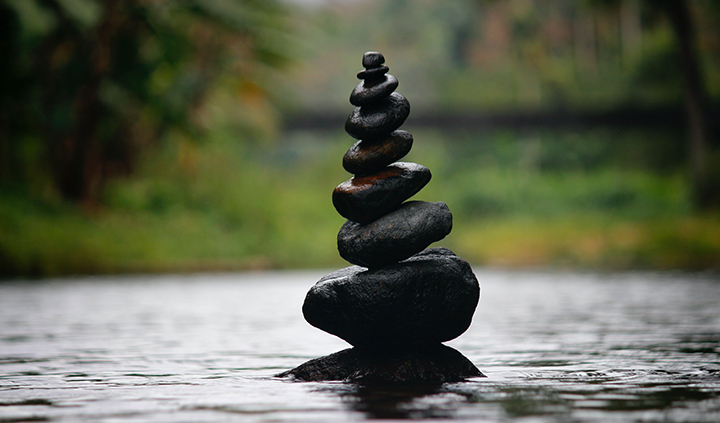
[1,269,719,422]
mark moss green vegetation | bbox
[1,128,718,278]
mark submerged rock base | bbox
[276,344,483,383]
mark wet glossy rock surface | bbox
[362,51,385,68]
[302,248,480,348]
[345,92,410,140]
[277,344,483,382]
[337,201,452,268]
[281,51,481,384]
[343,130,413,174]
[350,74,399,106]
[357,65,389,80]
[333,162,429,224]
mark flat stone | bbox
[333,162,429,224]
[362,51,385,68]
[302,247,480,347]
[350,74,399,106]
[345,92,410,140]
[357,65,389,80]
[276,343,484,382]
[338,201,452,268]
[343,130,413,174]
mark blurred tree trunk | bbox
[0,3,20,186]
[42,0,126,204]
[2,0,290,206]
[660,0,716,209]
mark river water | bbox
[1,269,719,422]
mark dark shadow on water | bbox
[317,382,458,419]
[312,369,720,420]
[315,380,574,419]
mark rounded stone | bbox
[302,247,480,348]
[350,74,399,106]
[363,51,385,68]
[343,130,413,175]
[337,201,452,268]
[333,162,430,224]
[345,92,410,140]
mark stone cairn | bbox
[278,52,482,383]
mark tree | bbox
[658,0,716,209]
[0,0,291,205]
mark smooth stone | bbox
[345,92,410,140]
[350,74,399,106]
[302,247,480,347]
[333,162,430,224]
[337,201,452,268]
[343,130,413,175]
[357,65,389,80]
[276,344,484,382]
[362,51,385,68]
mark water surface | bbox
[1,269,719,422]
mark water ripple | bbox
[1,270,719,422]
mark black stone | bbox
[350,74,399,106]
[357,65,389,80]
[303,248,480,347]
[345,92,410,140]
[362,51,385,68]
[337,201,452,268]
[333,162,429,224]
[343,130,413,175]
[276,344,484,382]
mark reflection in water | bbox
[0,270,719,422]
[324,382,453,419]
[314,365,720,420]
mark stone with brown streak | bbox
[333,162,429,224]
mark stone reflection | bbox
[332,383,459,420]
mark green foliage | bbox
[286,0,718,113]
[2,0,719,276]
[2,127,718,278]
[0,0,292,202]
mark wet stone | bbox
[343,130,413,175]
[357,65,389,80]
[345,92,410,140]
[302,248,480,348]
[350,74,399,106]
[337,201,452,268]
[362,51,385,68]
[277,343,483,382]
[333,162,430,224]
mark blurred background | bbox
[0,0,718,277]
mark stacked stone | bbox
[278,52,482,383]
[334,51,453,268]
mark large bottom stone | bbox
[303,248,479,347]
[276,344,484,383]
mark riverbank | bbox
[2,129,718,278]
[2,191,718,279]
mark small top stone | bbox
[363,51,385,69]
